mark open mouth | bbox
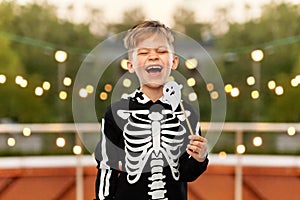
[146,65,162,73]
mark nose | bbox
[148,50,159,61]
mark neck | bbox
[141,85,163,102]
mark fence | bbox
[0,122,300,200]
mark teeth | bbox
[146,66,162,72]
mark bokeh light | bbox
[23,127,31,137]
[73,145,82,155]
[236,144,246,154]
[252,136,263,147]
[63,77,72,86]
[287,127,296,136]
[56,137,66,148]
[251,49,264,62]
[42,81,51,90]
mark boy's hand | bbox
[186,135,208,162]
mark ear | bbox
[127,60,135,73]
[171,55,179,70]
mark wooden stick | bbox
[179,101,194,135]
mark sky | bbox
[16,0,300,27]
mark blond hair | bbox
[123,20,175,54]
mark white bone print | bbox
[117,107,190,200]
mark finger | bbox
[189,135,207,142]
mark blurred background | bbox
[0,0,299,199]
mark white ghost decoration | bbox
[163,81,183,112]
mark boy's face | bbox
[127,33,178,89]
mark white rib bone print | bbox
[117,107,190,199]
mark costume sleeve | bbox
[94,106,124,200]
[178,102,209,182]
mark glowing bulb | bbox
[20,79,28,88]
[54,50,68,63]
[59,91,67,100]
[15,75,23,85]
[123,78,132,88]
[267,80,276,90]
[56,137,66,148]
[275,86,284,95]
[210,91,219,100]
[120,59,129,70]
[86,85,94,94]
[224,84,233,93]
[73,145,82,155]
[287,127,296,136]
[23,127,31,137]
[206,83,214,91]
[79,88,88,98]
[218,151,227,159]
[63,77,72,86]
[187,78,196,87]
[42,81,51,90]
[251,90,259,99]
[251,49,264,62]
[100,92,108,100]
[246,76,255,86]
[252,136,263,147]
[291,78,298,87]
[7,137,16,147]
[0,74,7,84]
[104,84,113,92]
[230,87,240,97]
[185,58,198,69]
[188,92,197,102]
[35,87,44,96]
[236,144,246,154]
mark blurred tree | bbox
[217,2,300,122]
[0,1,102,122]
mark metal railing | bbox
[1,122,300,200]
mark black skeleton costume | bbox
[94,82,208,200]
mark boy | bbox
[94,20,208,200]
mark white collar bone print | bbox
[117,81,191,200]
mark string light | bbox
[210,91,219,100]
[104,84,113,92]
[73,145,82,155]
[218,151,227,159]
[123,78,132,88]
[185,58,198,70]
[230,87,240,98]
[267,80,276,90]
[246,76,255,86]
[187,78,196,87]
[63,77,72,86]
[287,127,296,136]
[56,137,66,148]
[79,88,88,98]
[59,91,67,100]
[35,87,44,96]
[251,90,260,99]
[188,92,197,102]
[275,86,284,95]
[99,92,108,100]
[23,127,31,137]
[120,59,129,70]
[86,85,94,94]
[42,81,51,90]
[236,144,246,154]
[206,83,214,91]
[224,84,233,93]
[250,49,264,62]
[7,137,16,147]
[0,74,7,84]
[252,136,263,147]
